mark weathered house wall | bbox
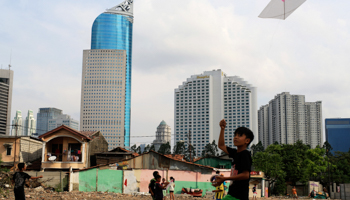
[88,132,108,166]
[0,137,42,166]
[19,137,42,163]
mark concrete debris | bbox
[4,189,216,199]
[34,186,44,192]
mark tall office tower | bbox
[0,69,13,135]
[80,0,133,150]
[153,120,171,151]
[48,114,79,131]
[258,92,322,149]
[23,110,36,136]
[11,110,23,136]
[174,69,257,156]
[36,108,62,135]
[325,118,350,153]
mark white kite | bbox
[259,0,307,20]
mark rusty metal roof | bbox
[73,150,213,173]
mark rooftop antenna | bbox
[9,50,12,70]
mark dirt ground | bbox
[3,189,316,200]
[3,189,214,200]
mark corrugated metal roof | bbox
[73,150,213,173]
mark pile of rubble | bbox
[4,190,214,200]
[0,171,55,198]
[0,171,12,189]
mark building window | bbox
[6,147,12,155]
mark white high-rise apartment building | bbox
[24,110,36,136]
[12,110,23,136]
[80,49,127,150]
[48,114,79,131]
[174,69,257,156]
[258,92,323,149]
[153,120,171,151]
[0,69,13,135]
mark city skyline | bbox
[1,1,350,145]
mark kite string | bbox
[266,20,281,58]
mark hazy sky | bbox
[1,0,349,146]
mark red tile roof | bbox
[164,154,184,161]
[73,150,213,172]
[39,125,91,140]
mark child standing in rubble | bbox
[12,163,43,200]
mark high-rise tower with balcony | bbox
[80,0,133,149]
[174,70,258,156]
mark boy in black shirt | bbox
[214,119,254,200]
[149,171,159,200]
[12,163,43,200]
[154,175,168,200]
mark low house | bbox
[39,125,108,171]
[70,150,217,194]
[194,155,232,169]
[95,147,139,165]
[0,136,42,168]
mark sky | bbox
[1,0,350,146]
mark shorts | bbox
[253,192,257,197]
[163,190,166,196]
[293,194,298,197]
[222,194,240,200]
[169,190,174,193]
[14,188,26,200]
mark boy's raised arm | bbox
[30,175,43,180]
[218,119,229,155]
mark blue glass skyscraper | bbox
[325,118,350,153]
[80,0,133,149]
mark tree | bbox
[251,141,265,156]
[279,141,310,185]
[323,141,333,156]
[144,144,150,152]
[130,144,137,153]
[150,144,155,151]
[202,140,219,157]
[329,151,350,184]
[253,151,286,196]
[184,144,196,162]
[304,147,328,183]
[136,146,142,154]
[173,141,186,155]
[158,142,171,155]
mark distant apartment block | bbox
[258,92,323,149]
[325,118,350,153]
[48,114,79,131]
[37,108,79,135]
[36,108,62,135]
[0,69,14,135]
